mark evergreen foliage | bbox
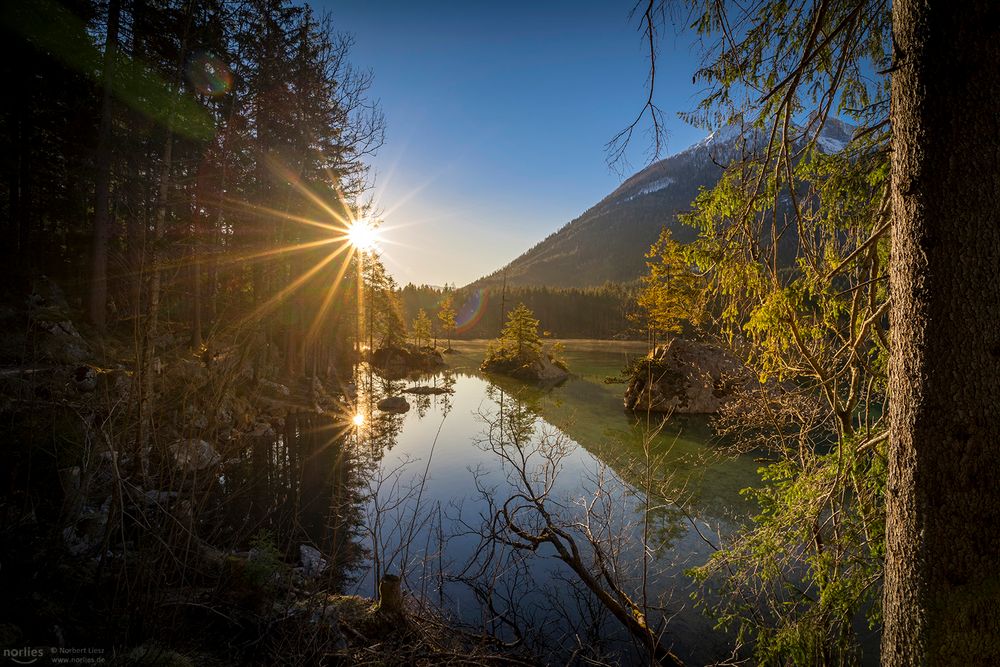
[634,228,705,340]
[499,303,542,358]
[633,0,894,662]
[437,294,456,349]
[411,308,432,348]
[0,0,385,376]
[400,282,639,340]
[362,253,407,350]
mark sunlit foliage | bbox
[630,0,895,661]
[634,227,706,341]
[410,308,432,348]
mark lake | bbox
[346,340,762,665]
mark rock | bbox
[260,379,291,396]
[623,339,754,414]
[402,385,451,395]
[371,345,446,377]
[480,351,569,384]
[248,421,276,438]
[97,367,133,401]
[256,396,288,419]
[24,278,91,361]
[26,276,70,318]
[62,497,110,556]
[58,466,84,521]
[299,544,328,578]
[183,404,209,430]
[168,439,220,472]
[376,396,410,414]
[73,365,97,392]
[534,355,570,382]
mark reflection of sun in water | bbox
[352,413,365,427]
[347,219,378,251]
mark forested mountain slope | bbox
[473,119,854,289]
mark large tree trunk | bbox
[883,0,1000,663]
[87,0,121,330]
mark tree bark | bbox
[883,0,1000,663]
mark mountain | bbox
[471,118,855,289]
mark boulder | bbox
[62,496,111,556]
[376,396,410,414]
[260,378,291,396]
[481,351,569,384]
[73,365,97,392]
[168,439,220,472]
[371,345,446,376]
[299,544,328,578]
[142,489,179,507]
[165,358,209,389]
[623,339,753,414]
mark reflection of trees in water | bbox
[411,372,457,418]
[221,411,367,589]
[481,383,686,555]
[457,385,687,666]
[356,368,458,599]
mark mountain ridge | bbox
[469,119,855,290]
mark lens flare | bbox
[347,219,378,251]
[187,52,232,96]
[455,288,489,334]
[352,413,365,427]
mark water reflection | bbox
[219,410,367,589]
[350,356,734,662]
[216,342,759,664]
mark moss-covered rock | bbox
[480,346,569,384]
[624,338,754,414]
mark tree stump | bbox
[376,573,404,618]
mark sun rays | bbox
[126,151,435,372]
[205,157,405,354]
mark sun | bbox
[352,413,365,427]
[347,219,378,251]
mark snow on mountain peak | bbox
[688,116,856,156]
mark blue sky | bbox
[316,1,709,287]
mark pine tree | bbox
[411,308,432,348]
[437,293,456,349]
[883,0,1000,661]
[634,227,703,342]
[500,303,541,358]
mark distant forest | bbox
[1,0,382,375]
[398,282,640,340]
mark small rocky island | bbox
[623,338,755,414]
[480,303,569,383]
[370,344,446,377]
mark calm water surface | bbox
[346,340,762,664]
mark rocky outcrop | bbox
[168,438,221,472]
[27,277,92,363]
[623,339,753,414]
[371,345,445,377]
[480,350,569,384]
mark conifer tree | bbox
[500,303,541,358]
[437,294,456,349]
[634,228,703,342]
[411,308,432,348]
